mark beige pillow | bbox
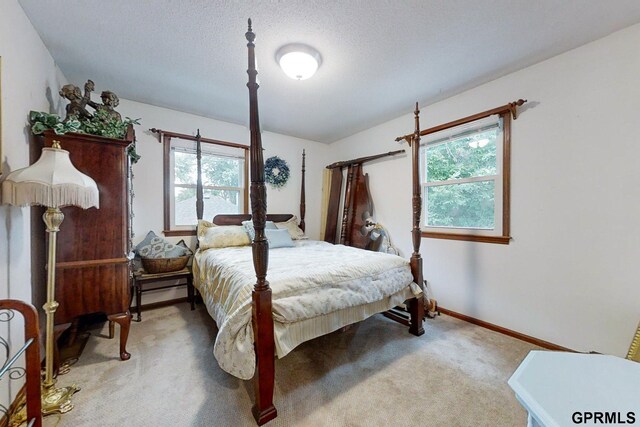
[197,219,216,238]
[275,216,307,240]
[197,221,251,249]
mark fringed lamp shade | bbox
[1,143,97,413]
[1,147,99,209]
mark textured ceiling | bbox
[18,0,640,143]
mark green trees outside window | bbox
[423,124,501,230]
[172,145,245,227]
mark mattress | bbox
[193,240,420,379]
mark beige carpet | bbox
[44,304,537,427]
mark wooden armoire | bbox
[31,128,134,361]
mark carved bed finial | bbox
[246,19,255,44]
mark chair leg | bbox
[135,280,142,322]
[187,277,195,311]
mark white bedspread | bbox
[193,240,418,379]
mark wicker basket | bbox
[141,256,189,274]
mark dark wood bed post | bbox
[196,129,204,221]
[407,103,425,336]
[245,19,278,425]
[339,166,355,245]
[299,149,306,232]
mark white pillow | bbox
[242,220,277,241]
[275,216,307,240]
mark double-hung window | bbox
[163,133,248,236]
[420,112,511,244]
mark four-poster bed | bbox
[192,20,426,425]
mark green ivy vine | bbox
[30,110,142,163]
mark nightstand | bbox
[132,268,194,321]
[508,351,640,427]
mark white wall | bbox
[0,0,67,405]
[0,0,67,300]
[329,23,640,357]
[116,99,331,304]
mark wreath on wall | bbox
[265,156,290,189]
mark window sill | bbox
[421,231,511,245]
[163,229,196,237]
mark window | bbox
[162,132,248,236]
[420,112,511,244]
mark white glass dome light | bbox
[276,44,322,80]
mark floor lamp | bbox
[628,321,640,363]
[2,140,99,415]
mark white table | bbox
[508,351,640,427]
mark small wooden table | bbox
[132,268,194,321]
[508,351,640,427]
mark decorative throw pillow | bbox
[199,225,251,250]
[242,220,277,241]
[275,216,307,240]
[265,228,294,249]
[176,239,193,256]
[134,231,190,258]
[197,219,216,238]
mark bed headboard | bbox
[212,214,294,226]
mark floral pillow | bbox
[134,231,192,259]
[275,216,307,240]
[198,221,251,250]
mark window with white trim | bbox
[169,138,247,230]
[421,113,510,243]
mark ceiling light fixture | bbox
[276,43,322,80]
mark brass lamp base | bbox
[41,382,81,416]
[6,382,81,426]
